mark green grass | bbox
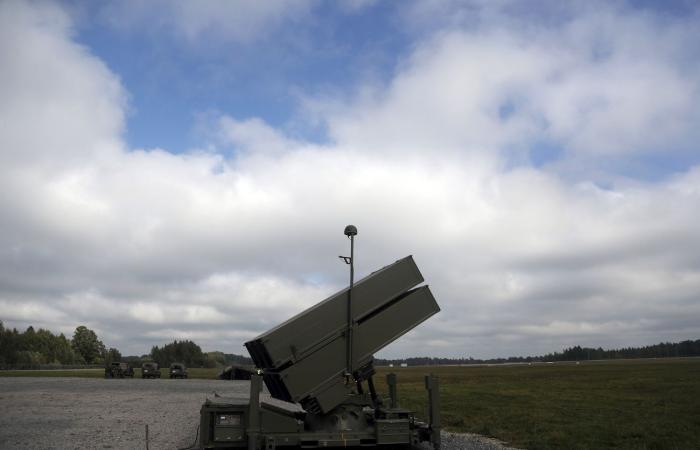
[0,368,105,377]
[0,367,222,378]
[374,359,700,449]
[3,359,699,448]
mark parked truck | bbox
[169,362,188,379]
[141,362,161,379]
[105,362,134,379]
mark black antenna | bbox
[339,224,357,380]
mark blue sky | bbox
[64,0,700,181]
[2,0,700,358]
[72,1,411,153]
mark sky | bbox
[1,0,700,359]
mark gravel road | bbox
[0,377,517,450]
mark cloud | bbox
[1,1,699,359]
[0,1,126,170]
[337,0,379,14]
[98,0,313,44]
[217,116,304,156]
[319,5,700,171]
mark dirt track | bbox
[0,377,245,449]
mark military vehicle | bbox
[199,226,441,449]
[142,362,161,379]
[105,361,135,378]
[170,362,188,379]
[219,364,255,380]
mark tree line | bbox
[0,322,121,368]
[128,343,253,368]
[0,322,254,369]
[542,340,700,361]
[149,340,205,367]
[375,339,700,366]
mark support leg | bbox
[425,374,441,450]
[386,373,397,409]
[248,375,263,450]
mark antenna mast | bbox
[340,225,357,380]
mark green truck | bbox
[104,362,135,379]
[169,362,188,379]
[141,362,161,378]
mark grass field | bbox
[0,368,106,377]
[374,358,700,449]
[2,358,699,449]
[0,367,218,378]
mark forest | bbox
[0,321,120,368]
[0,321,252,369]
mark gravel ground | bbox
[0,377,240,449]
[439,432,520,450]
[0,377,518,450]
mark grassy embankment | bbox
[3,358,699,448]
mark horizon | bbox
[5,319,697,363]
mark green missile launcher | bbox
[200,227,441,449]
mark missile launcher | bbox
[199,228,441,449]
